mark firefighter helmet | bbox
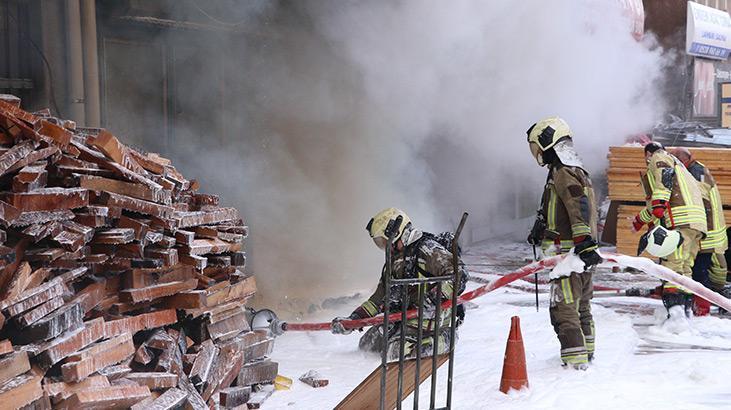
[637,225,684,258]
[366,208,411,250]
[526,117,572,166]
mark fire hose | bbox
[251,251,731,337]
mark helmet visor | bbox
[373,237,388,250]
[529,142,544,166]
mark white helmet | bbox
[637,225,684,258]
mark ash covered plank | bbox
[245,385,275,409]
[299,370,329,388]
[104,309,177,338]
[93,228,135,244]
[21,302,84,343]
[0,139,37,177]
[44,375,110,404]
[2,277,68,316]
[38,119,72,148]
[183,238,241,256]
[61,334,134,383]
[123,264,194,289]
[5,187,89,212]
[70,281,107,314]
[124,372,178,390]
[61,384,150,410]
[72,140,164,192]
[16,295,65,327]
[144,247,178,266]
[133,344,154,365]
[220,386,251,408]
[25,318,106,369]
[237,360,278,387]
[189,339,217,389]
[79,175,171,205]
[0,350,31,385]
[90,129,148,176]
[0,372,43,410]
[12,210,75,227]
[144,387,188,410]
[23,247,65,263]
[174,208,240,229]
[119,278,197,304]
[21,221,63,243]
[12,165,48,192]
[0,200,21,227]
[6,146,59,174]
[100,191,174,218]
[117,215,148,241]
[1,261,31,300]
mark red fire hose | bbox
[273,254,566,333]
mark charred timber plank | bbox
[0,339,12,355]
[24,247,65,263]
[220,386,251,408]
[90,129,148,176]
[71,281,107,314]
[21,302,84,343]
[119,278,197,304]
[163,290,206,309]
[207,311,250,341]
[237,360,278,387]
[175,230,194,246]
[22,221,63,242]
[1,261,31,300]
[61,220,95,243]
[72,140,164,192]
[144,247,178,266]
[123,264,195,289]
[174,208,239,229]
[24,268,50,290]
[204,350,244,403]
[194,225,218,239]
[13,210,75,227]
[143,387,188,410]
[93,228,135,244]
[12,166,48,192]
[38,119,72,148]
[0,200,21,227]
[128,149,166,175]
[2,278,68,316]
[52,230,86,252]
[0,350,31,385]
[124,372,178,390]
[183,238,241,256]
[180,253,207,271]
[245,385,274,409]
[44,375,110,405]
[7,146,59,175]
[25,318,106,369]
[0,372,43,410]
[117,215,148,241]
[16,295,65,327]
[189,340,217,388]
[133,344,153,365]
[104,309,177,338]
[100,191,174,218]
[5,187,88,212]
[0,139,37,177]
[61,384,150,410]
[61,334,134,382]
[205,275,257,308]
[231,252,246,267]
[79,175,171,205]
[96,364,132,381]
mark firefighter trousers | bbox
[550,270,594,366]
[661,228,702,293]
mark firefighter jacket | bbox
[539,164,598,254]
[687,160,727,253]
[351,235,467,329]
[638,150,707,235]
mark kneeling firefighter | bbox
[330,208,469,360]
[526,117,602,370]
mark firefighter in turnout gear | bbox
[330,208,468,360]
[671,147,728,313]
[526,117,601,370]
[632,143,708,314]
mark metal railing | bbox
[379,213,468,410]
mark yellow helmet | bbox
[366,207,411,250]
[526,117,572,166]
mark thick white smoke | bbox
[172,0,668,316]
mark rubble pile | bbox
[0,95,278,409]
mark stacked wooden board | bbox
[608,145,731,256]
[0,95,278,409]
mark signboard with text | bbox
[687,1,731,60]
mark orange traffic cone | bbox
[499,316,529,394]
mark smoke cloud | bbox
[166,0,668,316]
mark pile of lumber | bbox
[607,145,731,256]
[0,95,278,409]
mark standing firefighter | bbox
[526,117,602,370]
[671,147,728,311]
[632,143,707,315]
[330,208,468,360]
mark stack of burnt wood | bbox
[0,95,278,410]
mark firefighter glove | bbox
[651,199,667,219]
[631,215,644,233]
[574,236,602,269]
[331,316,353,335]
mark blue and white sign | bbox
[687,1,731,60]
